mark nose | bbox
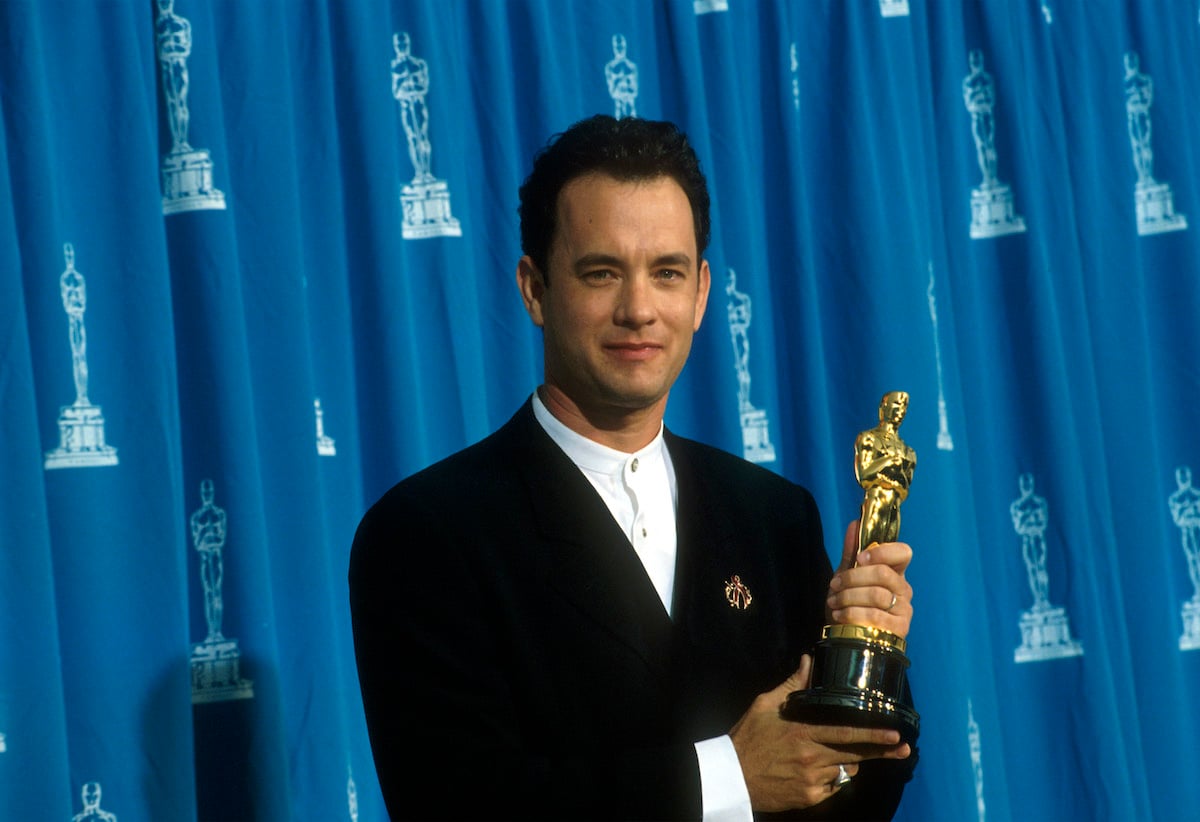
[614,274,656,328]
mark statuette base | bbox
[162,149,226,214]
[1014,605,1083,662]
[1135,181,1187,235]
[401,179,462,239]
[45,404,118,469]
[783,624,919,745]
[1180,599,1200,651]
[970,184,1026,238]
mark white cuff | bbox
[695,735,753,822]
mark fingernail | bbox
[828,575,842,591]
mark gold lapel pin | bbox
[724,575,752,610]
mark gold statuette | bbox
[782,391,920,745]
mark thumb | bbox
[777,653,813,694]
[839,520,860,572]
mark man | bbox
[350,115,916,819]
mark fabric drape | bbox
[2,1,1197,819]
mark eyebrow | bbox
[573,252,694,271]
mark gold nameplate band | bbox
[823,624,907,655]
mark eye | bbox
[656,268,685,281]
[582,269,615,282]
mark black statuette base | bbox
[782,626,919,746]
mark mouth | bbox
[604,341,663,362]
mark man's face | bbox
[518,173,710,422]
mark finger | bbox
[827,761,862,793]
[830,605,912,637]
[857,542,913,574]
[828,581,913,613]
[829,742,912,763]
[838,520,860,572]
[805,723,904,750]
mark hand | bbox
[826,521,913,639]
[729,655,913,812]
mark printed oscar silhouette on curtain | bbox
[156,0,226,214]
[347,766,359,822]
[1122,51,1187,235]
[1010,474,1083,663]
[391,32,461,239]
[966,701,986,822]
[71,783,118,822]
[926,265,954,452]
[725,269,776,464]
[962,50,1026,239]
[880,0,910,18]
[315,398,336,457]
[606,35,638,119]
[44,244,118,470]
[693,0,728,15]
[1167,467,1200,651]
[188,480,253,703]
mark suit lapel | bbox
[668,434,772,691]
[505,404,675,679]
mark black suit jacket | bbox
[350,401,913,820]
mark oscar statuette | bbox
[782,391,920,745]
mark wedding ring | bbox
[885,592,898,611]
[835,764,851,787]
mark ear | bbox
[516,256,546,328]
[692,258,712,331]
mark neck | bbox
[537,385,665,453]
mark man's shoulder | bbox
[665,430,814,503]
[371,404,534,509]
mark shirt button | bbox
[631,458,639,472]
[642,527,648,537]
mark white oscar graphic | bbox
[694,0,728,15]
[790,44,800,112]
[1167,466,1200,651]
[45,244,119,470]
[315,398,336,456]
[0,731,6,753]
[967,700,986,822]
[1011,474,1083,662]
[157,0,226,214]
[726,270,776,464]
[1041,1,1053,24]
[392,32,462,240]
[189,479,254,703]
[72,782,117,822]
[605,35,638,119]
[347,765,359,822]
[926,264,954,451]
[1124,52,1187,236]
[879,0,910,17]
[962,50,1026,239]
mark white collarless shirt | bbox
[531,393,753,822]
[532,392,678,615]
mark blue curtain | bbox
[3,1,1198,819]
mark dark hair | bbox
[518,115,711,278]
